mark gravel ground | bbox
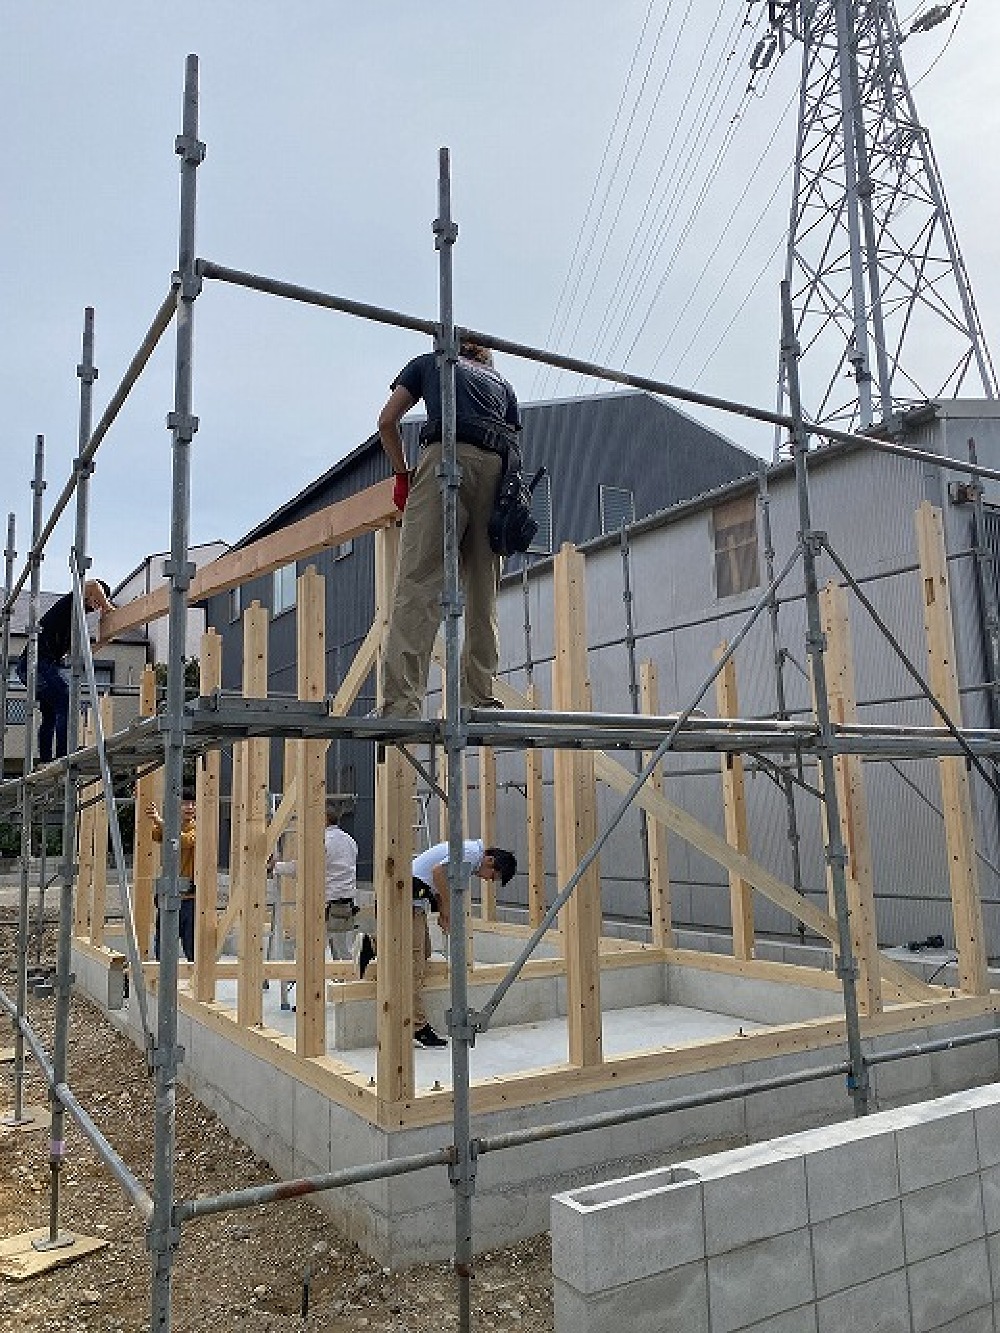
[0,911,554,1333]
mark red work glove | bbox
[392,470,411,512]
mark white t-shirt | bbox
[411,839,485,913]
[273,822,358,906]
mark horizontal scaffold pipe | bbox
[175,1146,454,1223]
[5,288,178,612]
[198,259,1000,485]
[476,1059,851,1157]
[197,259,437,338]
[0,984,154,1220]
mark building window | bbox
[335,540,353,561]
[600,484,635,535]
[273,564,297,616]
[229,585,242,623]
[528,473,553,556]
[6,698,28,725]
[713,493,760,598]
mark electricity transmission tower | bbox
[756,0,996,442]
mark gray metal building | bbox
[480,400,1000,958]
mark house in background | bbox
[2,590,147,778]
[115,539,229,665]
[201,390,761,877]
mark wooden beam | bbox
[295,566,328,1058]
[714,644,754,960]
[99,478,398,641]
[640,662,672,949]
[553,545,602,1068]
[236,603,270,1027]
[818,583,881,1015]
[193,630,223,1001]
[916,501,988,994]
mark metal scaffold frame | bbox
[2,53,1000,1333]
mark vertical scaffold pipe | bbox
[434,148,475,1333]
[149,53,204,1333]
[8,439,44,1132]
[46,302,98,1250]
[780,280,869,1116]
[0,512,16,773]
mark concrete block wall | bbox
[552,1082,1000,1333]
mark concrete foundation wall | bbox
[552,1081,1000,1333]
[73,940,1000,1269]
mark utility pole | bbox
[756,0,996,447]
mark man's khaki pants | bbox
[382,441,503,718]
[367,905,434,1030]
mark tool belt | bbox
[419,416,519,461]
[411,881,440,912]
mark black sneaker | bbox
[413,1023,448,1049]
[358,934,376,979]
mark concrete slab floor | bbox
[187,960,765,1092]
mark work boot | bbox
[413,1023,448,1049]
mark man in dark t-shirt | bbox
[16,578,115,761]
[376,339,521,718]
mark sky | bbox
[1,2,997,592]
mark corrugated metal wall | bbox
[487,426,1000,958]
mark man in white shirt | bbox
[358,839,516,1048]
[271,799,359,960]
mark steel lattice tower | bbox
[761,0,996,441]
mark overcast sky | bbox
[2,2,997,591]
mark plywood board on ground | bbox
[0,1228,108,1279]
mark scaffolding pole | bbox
[781,279,868,1116]
[149,50,203,1333]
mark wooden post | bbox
[373,525,416,1106]
[525,683,546,928]
[133,666,159,959]
[236,602,270,1027]
[193,631,222,1001]
[88,695,114,947]
[640,662,672,949]
[714,644,754,960]
[478,745,497,920]
[818,583,882,1015]
[295,567,328,1057]
[552,544,602,1068]
[916,502,988,994]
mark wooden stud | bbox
[74,714,97,939]
[552,544,602,1068]
[817,583,882,1015]
[193,631,222,1001]
[133,666,159,959]
[478,744,497,920]
[236,602,270,1027]
[916,501,988,994]
[373,525,416,1107]
[295,566,328,1057]
[525,683,546,928]
[640,662,672,949]
[713,644,754,960]
[87,696,114,947]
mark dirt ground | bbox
[0,912,554,1333]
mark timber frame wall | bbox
[75,492,998,1132]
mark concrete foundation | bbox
[552,1081,1000,1333]
[72,933,1000,1269]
